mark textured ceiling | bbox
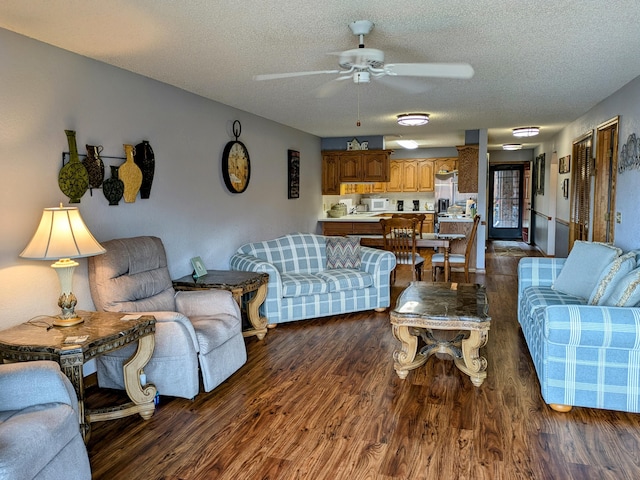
[2,1,640,151]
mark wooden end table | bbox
[0,311,157,442]
[173,270,269,340]
[390,281,491,386]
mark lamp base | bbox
[52,315,84,327]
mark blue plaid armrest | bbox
[359,246,396,285]
[230,253,283,309]
[544,305,640,349]
[518,257,566,298]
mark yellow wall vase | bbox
[119,144,142,203]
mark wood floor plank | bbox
[85,241,640,479]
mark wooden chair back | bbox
[380,217,424,282]
[391,213,426,238]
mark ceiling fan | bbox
[254,20,474,97]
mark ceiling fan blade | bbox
[375,75,431,95]
[254,70,341,81]
[385,63,474,79]
[314,76,351,98]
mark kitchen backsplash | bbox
[323,192,437,211]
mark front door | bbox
[488,164,524,239]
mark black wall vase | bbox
[83,144,105,189]
[103,165,124,206]
[134,140,155,199]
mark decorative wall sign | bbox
[534,153,545,195]
[288,149,300,199]
[618,133,640,174]
[346,138,368,150]
[559,155,571,174]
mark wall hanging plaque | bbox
[119,144,142,202]
[288,149,300,199]
[134,140,155,199]
[103,165,124,205]
[59,130,89,203]
[83,144,105,189]
[222,120,251,193]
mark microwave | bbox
[361,198,390,211]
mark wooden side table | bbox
[0,311,156,442]
[173,270,269,340]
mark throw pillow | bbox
[589,251,636,305]
[325,236,361,269]
[552,240,622,300]
[603,267,640,307]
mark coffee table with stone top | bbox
[390,281,491,386]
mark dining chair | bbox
[380,217,425,284]
[391,213,426,238]
[432,214,480,282]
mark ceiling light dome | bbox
[503,144,522,150]
[397,113,430,126]
[512,127,539,137]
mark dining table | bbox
[348,232,466,282]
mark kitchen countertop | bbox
[319,211,436,222]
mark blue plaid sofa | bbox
[518,252,640,413]
[230,233,396,325]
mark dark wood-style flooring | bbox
[86,241,640,479]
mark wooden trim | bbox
[533,210,552,221]
[555,218,569,227]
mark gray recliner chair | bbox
[88,236,247,399]
[0,361,91,480]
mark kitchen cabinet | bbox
[387,159,433,192]
[321,221,384,236]
[322,150,391,194]
[423,213,435,233]
[434,157,458,175]
[321,153,341,195]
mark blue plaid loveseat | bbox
[230,233,396,324]
[518,257,640,413]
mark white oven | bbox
[361,197,390,211]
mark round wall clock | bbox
[222,120,251,193]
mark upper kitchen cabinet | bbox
[434,157,458,175]
[321,153,341,195]
[456,145,479,193]
[322,150,391,193]
[387,159,434,192]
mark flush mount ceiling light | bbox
[397,139,419,149]
[512,127,540,137]
[397,113,430,126]
[503,144,522,150]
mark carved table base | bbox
[391,282,491,387]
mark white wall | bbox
[0,29,322,329]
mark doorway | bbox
[593,117,619,243]
[488,164,524,239]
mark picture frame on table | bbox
[288,149,300,199]
[190,256,208,279]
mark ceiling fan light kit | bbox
[397,113,430,126]
[503,144,522,150]
[512,127,540,137]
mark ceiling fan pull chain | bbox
[356,74,361,126]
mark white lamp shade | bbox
[20,206,105,260]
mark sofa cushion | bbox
[603,267,640,307]
[552,241,622,299]
[520,286,586,320]
[316,269,373,292]
[281,273,329,297]
[589,251,637,305]
[325,236,361,269]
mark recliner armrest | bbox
[0,361,78,414]
[175,289,241,318]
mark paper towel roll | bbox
[466,198,474,216]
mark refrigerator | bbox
[434,172,459,212]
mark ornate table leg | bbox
[86,334,156,423]
[59,355,90,441]
[443,246,450,282]
[243,282,268,340]
[453,329,489,387]
[392,325,427,379]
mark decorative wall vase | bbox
[103,165,124,206]
[59,130,89,203]
[119,144,142,203]
[134,140,155,199]
[83,144,105,189]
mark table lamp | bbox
[20,205,106,326]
